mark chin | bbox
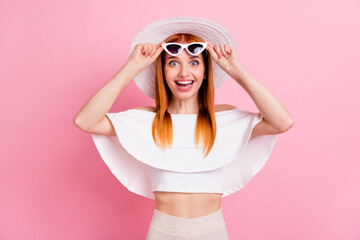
[173,91,192,97]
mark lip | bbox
[175,79,194,92]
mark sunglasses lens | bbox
[166,44,182,55]
[188,43,205,55]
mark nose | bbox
[178,64,191,78]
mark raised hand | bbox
[205,41,241,77]
[127,42,165,71]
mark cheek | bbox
[163,66,174,76]
[162,67,170,79]
[195,67,206,77]
[195,69,204,75]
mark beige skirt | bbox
[145,208,229,240]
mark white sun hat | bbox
[128,16,238,99]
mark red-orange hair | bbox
[151,34,216,158]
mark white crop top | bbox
[148,165,225,194]
[91,107,278,200]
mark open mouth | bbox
[175,80,194,87]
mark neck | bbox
[167,96,199,114]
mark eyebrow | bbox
[166,56,201,60]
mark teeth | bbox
[176,81,193,85]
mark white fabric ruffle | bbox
[91,107,278,199]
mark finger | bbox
[220,44,228,58]
[205,41,211,51]
[152,42,165,57]
[147,44,152,57]
[145,44,150,56]
[222,45,228,58]
[153,44,164,58]
[214,45,222,58]
[150,44,155,57]
[143,44,147,55]
[153,44,157,57]
[147,43,153,57]
[138,44,145,55]
[205,43,218,60]
[225,45,231,55]
[141,44,146,56]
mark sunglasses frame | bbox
[161,42,208,56]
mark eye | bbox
[168,60,199,66]
[191,60,199,66]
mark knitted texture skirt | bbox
[145,208,229,240]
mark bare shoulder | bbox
[132,106,157,112]
[214,104,236,112]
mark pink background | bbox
[1,0,359,239]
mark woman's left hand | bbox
[205,41,241,77]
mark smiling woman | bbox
[74,16,291,240]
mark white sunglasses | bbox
[161,42,208,56]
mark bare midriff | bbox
[153,191,223,218]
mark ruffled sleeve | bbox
[91,107,278,200]
[220,109,278,197]
[91,111,156,200]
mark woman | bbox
[74,17,294,239]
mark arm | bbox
[204,42,294,134]
[73,61,142,131]
[73,42,164,133]
[232,63,294,133]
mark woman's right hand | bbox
[127,42,165,71]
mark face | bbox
[163,43,206,100]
